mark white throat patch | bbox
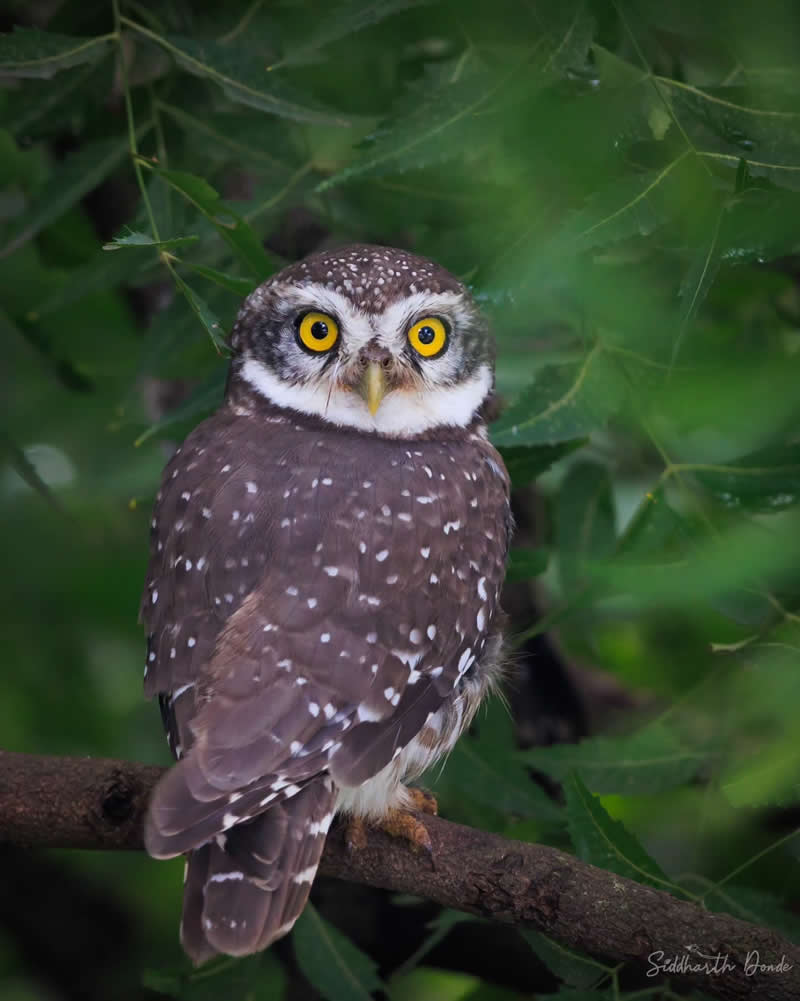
[240,356,492,437]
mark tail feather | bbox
[174,776,337,962]
[180,845,218,966]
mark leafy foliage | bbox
[3,0,800,998]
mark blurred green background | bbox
[2,1,800,999]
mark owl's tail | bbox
[173,777,337,964]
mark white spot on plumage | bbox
[286,586,299,596]
[409,628,422,644]
[477,607,487,631]
[210,871,244,883]
[384,687,395,701]
[443,520,461,534]
[320,632,331,643]
[323,566,339,576]
[151,590,158,604]
[376,549,389,562]
[420,547,430,559]
[323,703,336,720]
[308,702,320,716]
[187,636,196,648]
[477,576,488,600]
[427,624,437,640]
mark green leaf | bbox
[170,270,230,352]
[293,903,384,1001]
[506,547,549,582]
[551,152,699,254]
[655,77,800,191]
[490,345,628,446]
[719,185,800,262]
[31,245,160,318]
[691,443,800,513]
[0,27,114,79]
[1,135,132,259]
[495,441,585,486]
[317,63,518,190]
[519,930,609,989]
[615,488,691,560]
[143,951,287,1000]
[276,0,433,68]
[122,20,351,126]
[556,462,615,593]
[134,368,226,447]
[102,230,199,252]
[182,262,257,297]
[672,204,724,363]
[143,165,279,280]
[522,722,708,796]
[564,773,672,889]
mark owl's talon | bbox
[378,806,434,858]
[405,786,438,816]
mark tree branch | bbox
[1,750,797,1000]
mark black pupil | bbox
[310,320,328,340]
[417,325,436,345]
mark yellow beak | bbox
[359,361,387,416]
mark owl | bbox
[141,244,511,963]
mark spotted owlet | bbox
[141,244,511,963]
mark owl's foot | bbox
[404,785,438,817]
[344,787,437,857]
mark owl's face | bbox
[230,244,494,437]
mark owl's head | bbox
[228,244,495,438]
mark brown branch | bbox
[1,750,797,1000]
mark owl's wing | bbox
[144,425,510,857]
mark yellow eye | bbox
[297,311,339,353]
[408,316,448,358]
